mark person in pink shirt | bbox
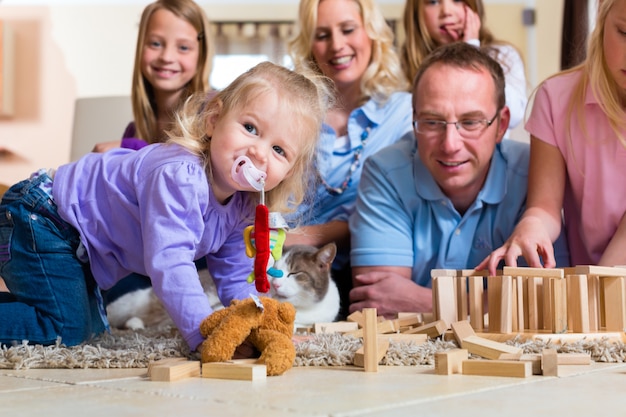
[480,0,626,273]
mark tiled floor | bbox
[1,359,624,416]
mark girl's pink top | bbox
[526,69,626,265]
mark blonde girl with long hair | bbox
[287,0,413,317]
[93,0,213,152]
[481,0,626,272]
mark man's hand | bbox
[349,270,431,318]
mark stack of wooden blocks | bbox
[431,265,626,336]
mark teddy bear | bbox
[199,295,296,376]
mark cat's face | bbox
[269,243,337,309]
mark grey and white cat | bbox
[106,243,341,331]
[105,268,223,330]
[269,243,340,329]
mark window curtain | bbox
[561,0,589,70]
[211,20,400,64]
[212,22,294,65]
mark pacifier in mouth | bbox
[231,155,267,191]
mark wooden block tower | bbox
[432,265,626,336]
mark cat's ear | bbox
[317,243,337,267]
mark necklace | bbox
[321,126,371,196]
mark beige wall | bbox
[0,1,564,185]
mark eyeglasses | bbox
[412,112,500,139]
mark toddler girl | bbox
[0,62,331,352]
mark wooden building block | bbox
[150,360,201,382]
[434,349,468,375]
[403,319,448,339]
[456,276,468,321]
[513,276,524,332]
[587,274,600,331]
[499,275,513,333]
[395,312,422,328]
[202,361,266,381]
[526,277,543,331]
[566,274,590,333]
[147,357,187,378]
[458,269,490,277]
[295,325,314,333]
[462,359,532,378]
[362,308,378,372]
[603,276,626,331]
[378,333,427,344]
[432,275,457,327]
[421,312,435,324]
[567,265,626,277]
[519,354,542,375]
[557,353,591,365]
[314,321,359,334]
[541,348,558,376]
[551,277,567,333]
[343,318,400,338]
[542,277,553,331]
[487,276,502,332]
[503,267,564,278]
[450,320,476,345]
[347,310,364,327]
[499,352,540,374]
[353,339,389,367]
[468,276,484,331]
[461,335,522,360]
[376,319,398,334]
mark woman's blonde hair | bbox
[288,0,408,105]
[131,0,213,143]
[169,62,334,214]
[401,0,506,84]
[552,0,626,150]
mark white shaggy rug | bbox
[1,328,625,370]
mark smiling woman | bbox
[286,0,412,318]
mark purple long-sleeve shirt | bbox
[120,122,148,150]
[53,143,257,350]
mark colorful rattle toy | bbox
[231,156,287,293]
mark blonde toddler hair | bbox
[169,62,334,214]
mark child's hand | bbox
[462,4,481,42]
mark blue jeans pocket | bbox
[0,208,14,266]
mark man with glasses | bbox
[348,42,568,317]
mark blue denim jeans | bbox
[0,174,107,346]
